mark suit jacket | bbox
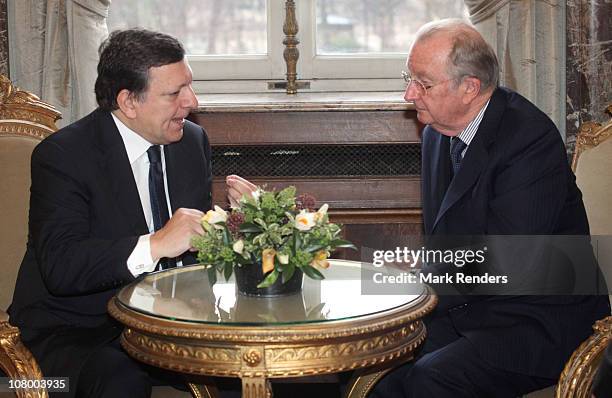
[8,109,212,393]
[420,87,609,378]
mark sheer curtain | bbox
[464,0,565,136]
[8,0,109,126]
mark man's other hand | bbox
[226,174,257,208]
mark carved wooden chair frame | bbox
[557,105,612,398]
[570,104,612,172]
[0,75,59,139]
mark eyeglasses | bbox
[402,71,453,97]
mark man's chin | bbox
[415,110,433,125]
[166,129,184,144]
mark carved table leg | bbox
[241,377,271,398]
[239,346,270,397]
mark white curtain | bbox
[8,0,109,127]
[464,0,565,136]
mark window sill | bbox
[195,91,415,113]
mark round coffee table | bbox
[108,260,436,398]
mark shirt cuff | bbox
[127,234,159,277]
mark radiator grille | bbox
[211,144,421,177]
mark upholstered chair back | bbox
[556,106,612,398]
[572,117,612,236]
[0,75,60,310]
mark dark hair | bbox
[95,28,186,111]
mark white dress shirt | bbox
[454,99,490,158]
[112,113,174,276]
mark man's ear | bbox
[461,77,481,104]
[116,89,138,119]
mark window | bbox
[107,0,277,85]
[107,0,467,92]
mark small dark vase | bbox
[234,264,303,297]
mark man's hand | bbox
[226,174,257,208]
[150,208,204,260]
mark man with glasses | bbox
[370,19,609,398]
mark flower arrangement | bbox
[192,186,355,289]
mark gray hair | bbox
[413,19,499,90]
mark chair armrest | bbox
[557,315,612,398]
[0,309,48,397]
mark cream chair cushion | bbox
[575,132,612,303]
[0,135,41,310]
[574,137,612,236]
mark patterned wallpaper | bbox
[0,0,8,77]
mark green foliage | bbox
[192,186,356,285]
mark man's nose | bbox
[404,82,419,102]
[183,85,198,109]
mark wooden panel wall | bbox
[189,108,423,259]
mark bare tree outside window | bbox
[107,0,267,55]
[106,1,469,88]
[316,0,468,54]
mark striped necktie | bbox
[147,145,176,269]
[450,137,467,176]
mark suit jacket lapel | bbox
[431,88,506,233]
[421,126,452,234]
[432,138,487,230]
[93,110,149,235]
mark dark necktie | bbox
[147,145,175,269]
[450,137,467,176]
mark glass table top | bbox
[116,259,424,326]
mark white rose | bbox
[295,211,316,231]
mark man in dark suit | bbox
[372,19,610,397]
[8,29,253,397]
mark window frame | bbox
[190,0,439,93]
[188,0,285,81]
[296,0,407,81]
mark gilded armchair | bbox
[556,105,612,398]
[0,74,60,397]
